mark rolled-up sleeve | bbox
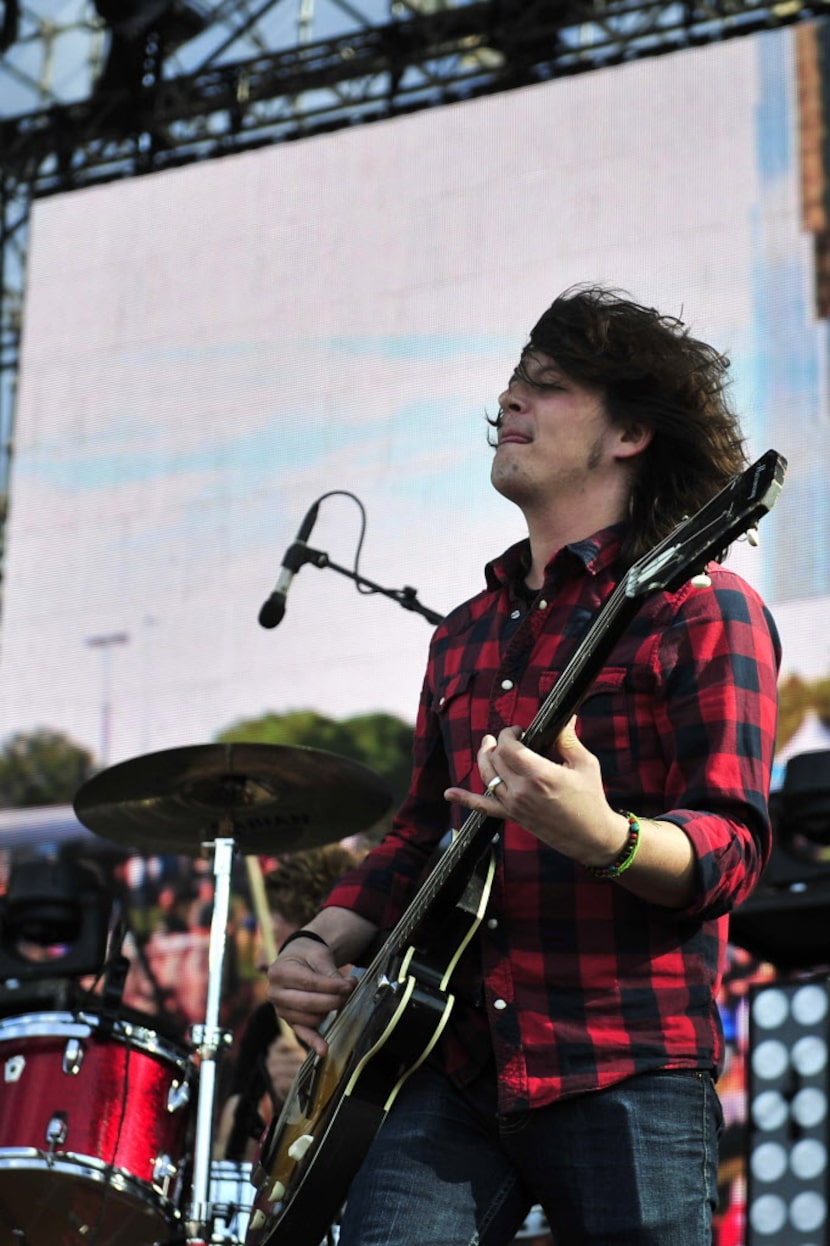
[647,570,782,919]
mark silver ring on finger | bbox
[485,775,504,798]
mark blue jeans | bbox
[337,1064,722,1246]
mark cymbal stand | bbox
[186,825,235,1243]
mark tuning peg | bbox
[746,526,760,547]
[690,572,712,589]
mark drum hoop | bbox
[0,1149,183,1217]
[0,1010,193,1071]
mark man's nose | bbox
[498,385,525,412]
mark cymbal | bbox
[73,742,393,856]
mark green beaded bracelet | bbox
[587,812,641,879]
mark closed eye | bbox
[511,362,568,392]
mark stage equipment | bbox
[258,490,443,630]
[729,751,830,972]
[0,0,18,53]
[746,977,830,1245]
[71,742,391,1244]
[72,741,392,855]
[0,857,111,983]
[92,0,208,97]
[779,751,830,859]
[0,1008,196,1244]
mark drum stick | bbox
[245,854,277,963]
[244,855,300,1047]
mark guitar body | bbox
[246,855,496,1246]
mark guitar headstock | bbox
[625,449,787,598]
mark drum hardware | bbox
[100,929,131,1013]
[153,1152,181,1200]
[45,1112,68,1152]
[4,1054,24,1082]
[63,1036,84,1074]
[69,742,392,1246]
[187,830,235,1240]
[169,1078,193,1114]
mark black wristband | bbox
[279,929,329,954]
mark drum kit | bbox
[0,741,553,1246]
[0,742,392,1246]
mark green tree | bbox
[778,673,830,751]
[0,729,96,808]
[215,708,415,826]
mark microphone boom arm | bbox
[292,544,444,626]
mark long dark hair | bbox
[500,284,748,565]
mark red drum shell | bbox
[0,1010,195,1246]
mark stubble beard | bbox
[490,430,608,508]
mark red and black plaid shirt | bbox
[324,527,781,1113]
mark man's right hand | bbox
[266,908,377,1056]
[267,935,354,1055]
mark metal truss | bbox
[0,0,827,598]
[5,0,830,192]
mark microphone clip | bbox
[282,541,323,575]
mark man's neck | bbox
[522,497,627,589]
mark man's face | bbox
[490,349,619,508]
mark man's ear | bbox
[614,422,653,460]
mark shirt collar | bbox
[484,524,625,593]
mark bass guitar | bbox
[245,447,787,1246]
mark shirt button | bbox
[537,599,548,610]
[510,609,521,619]
[438,696,445,707]
[494,998,508,1010]
[486,918,498,930]
[500,679,513,691]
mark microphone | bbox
[258,501,320,628]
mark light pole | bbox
[85,631,129,768]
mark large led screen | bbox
[2,26,826,771]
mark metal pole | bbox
[187,831,235,1242]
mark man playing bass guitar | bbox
[265,284,782,1246]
